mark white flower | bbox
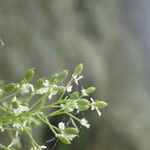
[90,98,101,116]
[48,85,58,100]
[43,80,49,87]
[36,87,49,95]
[35,80,57,99]
[67,85,73,92]
[13,105,29,115]
[58,122,65,130]
[20,83,34,95]
[81,89,88,96]
[30,145,47,150]
[80,118,90,129]
[39,145,47,149]
[73,75,83,85]
[58,122,77,141]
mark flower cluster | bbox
[0,64,107,150]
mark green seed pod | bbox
[49,73,59,83]
[24,68,35,81]
[76,98,90,111]
[54,86,66,94]
[86,87,96,95]
[4,83,16,93]
[63,128,79,135]
[57,70,68,81]
[73,63,83,76]
[92,100,108,108]
[35,78,44,89]
[70,92,79,100]
[57,134,71,144]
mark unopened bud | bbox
[92,100,108,108]
[73,64,83,76]
[4,83,16,93]
[56,134,71,144]
[24,68,35,81]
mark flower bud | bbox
[54,86,66,94]
[63,128,79,135]
[86,87,96,94]
[4,83,16,93]
[56,134,71,144]
[57,70,68,81]
[35,78,44,89]
[76,99,90,111]
[92,100,108,108]
[49,73,58,83]
[70,92,79,99]
[73,64,83,76]
[24,68,35,81]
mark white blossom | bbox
[58,122,77,141]
[73,75,83,85]
[81,89,88,96]
[20,83,34,95]
[67,85,72,92]
[39,145,47,149]
[36,87,49,95]
[43,80,49,87]
[13,105,29,115]
[80,118,90,129]
[48,85,58,100]
[90,98,101,116]
[58,122,65,130]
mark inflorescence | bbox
[0,64,107,150]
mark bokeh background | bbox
[0,0,150,150]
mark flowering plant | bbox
[0,64,107,150]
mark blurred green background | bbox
[0,0,150,150]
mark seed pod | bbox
[4,83,16,93]
[49,73,58,83]
[57,70,68,81]
[86,87,96,94]
[92,100,108,108]
[63,128,79,135]
[57,134,71,144]
[73,64,83,76]
[24,68,35,81]
[35,78,44,89]
[54,86,66,94]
